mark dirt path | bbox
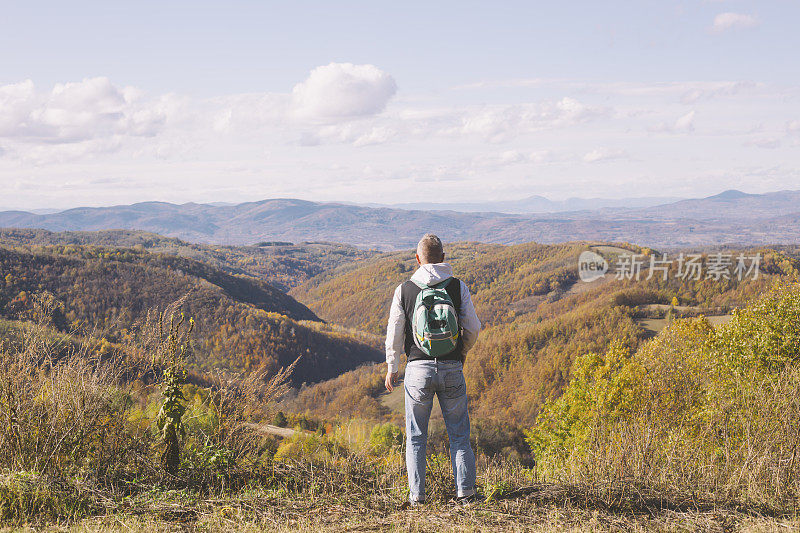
[246,423,299,439]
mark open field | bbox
[636,314,732,335]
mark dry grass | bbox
[4,448,798,531]
[0,296,302,524]
[3,483,798,532]
[0,298,150,482]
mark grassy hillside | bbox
[0,243,381,384]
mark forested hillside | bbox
[4,231,798,441]
[290,242,800,426]
[3,231,800,529]
[0,228,377,291]
[290,242,585,332]
[529,282,800,507]
[0,243,381,384]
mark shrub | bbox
[273,410,288,427]
[369,423,402,455]
[528,282,800,508]
[274,432,346,463]
[0,299,148,480]
[155,312,194,475]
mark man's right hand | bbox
[385,371,399,392]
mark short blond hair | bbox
[416,233,444,264]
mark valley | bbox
[2,227,799,530]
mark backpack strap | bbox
[446,277,461,312]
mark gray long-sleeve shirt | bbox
[385,262,482,373]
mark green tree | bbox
[155,312,194,475]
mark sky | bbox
[1,0,799,210]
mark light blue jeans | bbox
[404,359,476,502]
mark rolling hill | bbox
[0,242,382,384]
[289,242,800,425]
[3,189,800,249]
[620,189,800,220]
[289,241,586,333]
[4,226,800,427]
[0,228,377,291]
[371,194,685,214]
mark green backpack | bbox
[411,278,460,357]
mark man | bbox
[385,233,482,505]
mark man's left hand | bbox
[385,371,399,392]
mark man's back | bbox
[383,234,481,504]
[385,261,481,375]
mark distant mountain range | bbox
[367,194,685,214]
[1,189,799,249]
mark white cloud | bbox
[674,110,696,132]
[295,122,399,147]
[458,106,520,142]
[583,148,626,163]
[291,95,605,146]
[555,97,596,122]
[711,12,759,33]
[649,110,696,133]
[291,63,397,121]
[498,150,525,164]
[680,81,757,104]
[0,77,165,143]
[8,137,125,165]
[453,98,605,142]
[469,150,526,170]
[529,150,553,163]
[450,79,772,104]
[746,138,781,149]
[1,72,798,209]
[352,126,397,147]
[208,93,287,133]
[0,80,37,137]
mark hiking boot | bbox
[452,492,483,506]
[400,498,426,510]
